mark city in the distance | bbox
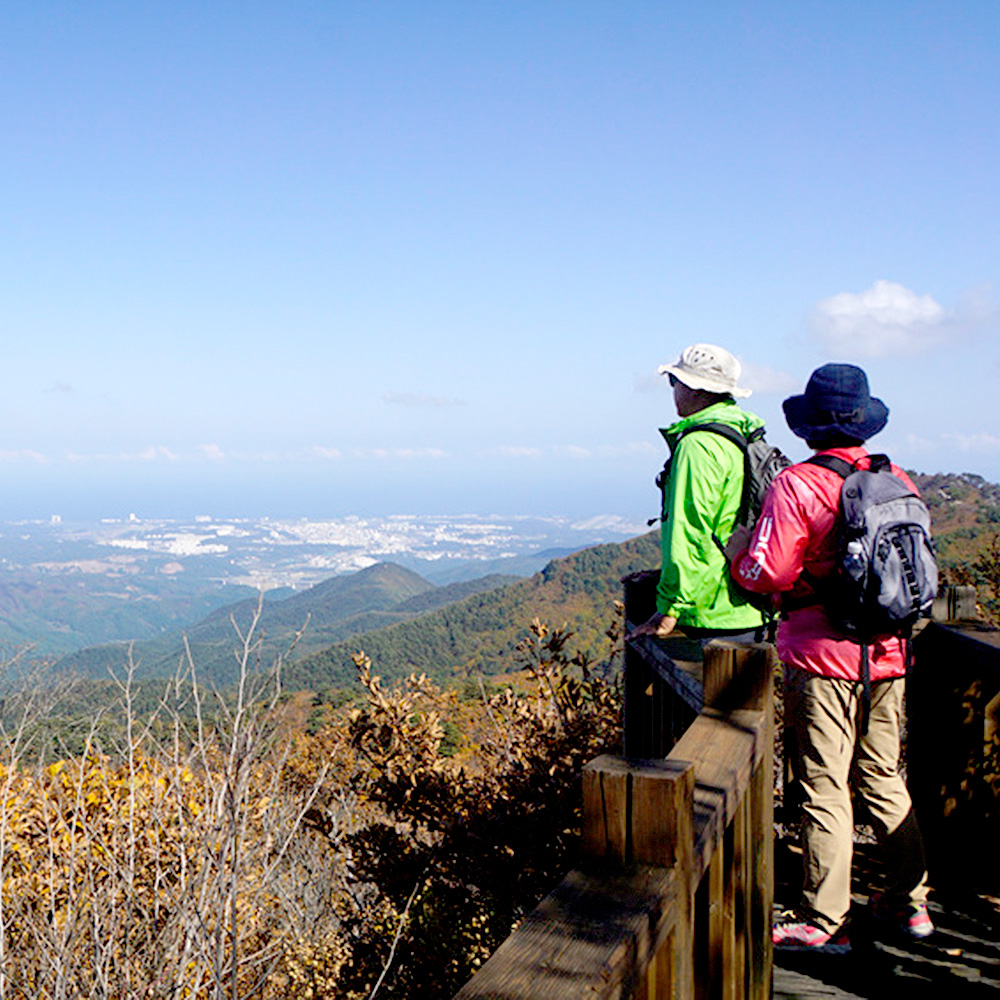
[0,510,647,658]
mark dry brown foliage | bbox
[0,606,623,999]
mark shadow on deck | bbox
[773,839,1000,998]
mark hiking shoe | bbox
[773,911,851,953]
[870,895,935,939]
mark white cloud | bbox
[395,447,448,459]
[497,446,543,459]
[594,442,659,457]
[200,444,226,461]
[901,432,935,454]
[0,450,48,463]
[67,448,179,464]
[811,280,951,358]
[136,446,178,462]
[313,446,342,460]
[383,392,466,408]
[367,447,449,459]
[231,450,281,461]
[738,362,798,395]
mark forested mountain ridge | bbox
[286,532,661,689]
[912,471,1000,574]
[51,468,1000,691]
[56,563,518,683]
[289,470,1000,691]
[0,574,259,658]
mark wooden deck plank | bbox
[772,965,865,999]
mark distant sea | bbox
[1,463,654,524]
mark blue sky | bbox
[0,2,998,520]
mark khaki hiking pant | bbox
[784,667,928,933]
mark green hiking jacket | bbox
[657,400,766,629]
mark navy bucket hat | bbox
[782,363,889,442]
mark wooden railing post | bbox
[581,756,695,999]
[932,583,978,622]
[747,645,775,1000]
[703,640,773,713]
[909,594,1000,894]
[623,570,662,758]
[733,786,749,1000]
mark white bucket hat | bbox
[658,343,752,399]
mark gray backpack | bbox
[807,453,938,640]
[806,453,937,732]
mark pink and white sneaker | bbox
[773,911,851,953]
[870,895,935,939]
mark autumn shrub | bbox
[0,605,622,999]
[289,612,624,997]
[0,603,347,1000]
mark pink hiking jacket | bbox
[730,446,916,681]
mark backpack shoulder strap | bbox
[655,423,748,526]
[789,454,853,617]
[678,422,749,453]
[804,454,854,479]
[676,422,752,525]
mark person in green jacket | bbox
[630,343,765,643]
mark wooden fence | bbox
[453,578,1000,997]
[909,586,1000,893]
[454,638,777,999]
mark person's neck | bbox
[686,395,727,416]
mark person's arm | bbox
[628,611,678,639]
[730,473,810,593]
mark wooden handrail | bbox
[909,596,1000,893]
[454,641,777,999]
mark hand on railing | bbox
[626,613,678,641]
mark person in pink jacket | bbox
[728,363,932,952]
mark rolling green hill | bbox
[56,563,518,684]
[0,574,259,659]
[285,531,662,690]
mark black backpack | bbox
[653,423,791,533]
[805,452,938,731]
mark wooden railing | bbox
[454,578,1000,997]
[909,586,1000,893]
[454,636,777,999]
